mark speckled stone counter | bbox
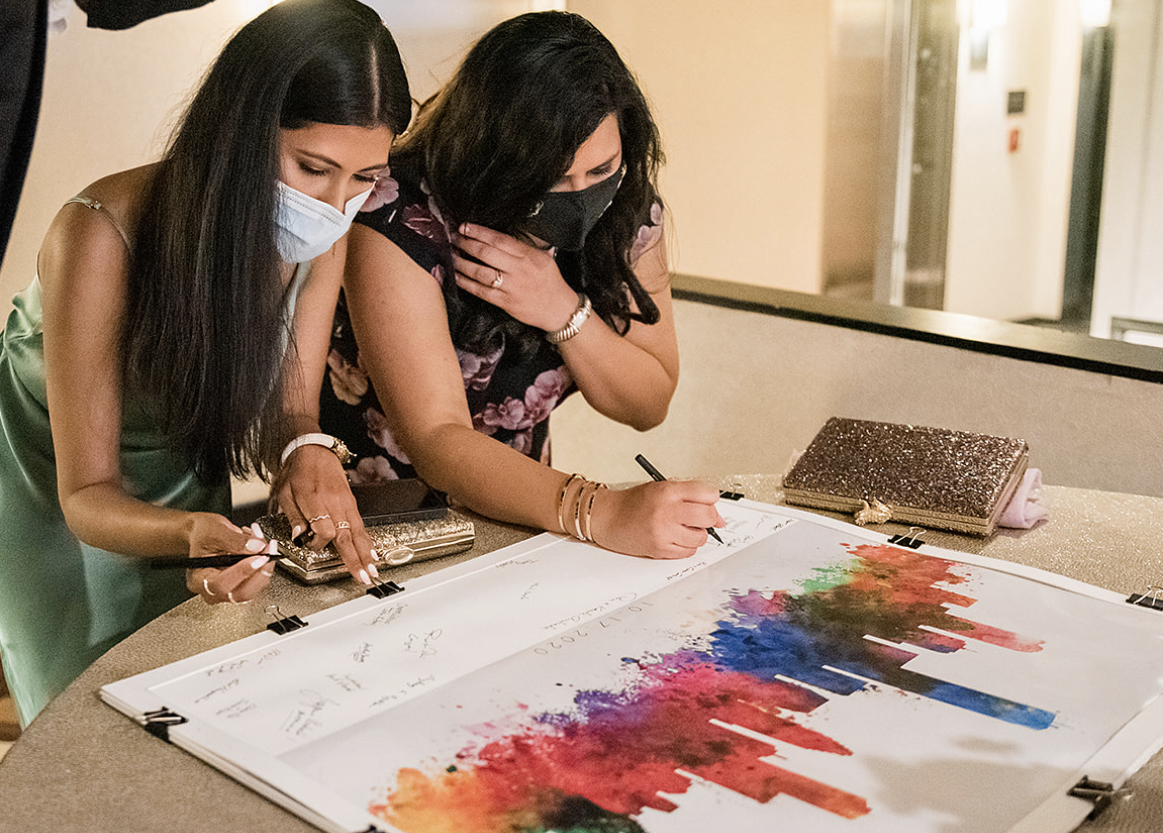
[1,480,1161,832]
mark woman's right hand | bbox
[274,445,379,586]
[588,480,725,559]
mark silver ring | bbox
[491,269,504,289]
[335,521,351,530]
[202,577,217,598]
[307,513,330,525]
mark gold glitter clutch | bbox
[256,511,475,584]
[782,418,1029,536]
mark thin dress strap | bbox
[64,196,131,251]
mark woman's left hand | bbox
[187,529,278,605]
[452,223,580,332]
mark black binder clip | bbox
[140,707,188,741]
[1127,586,1163,612]
[889,527,926,549]
[265,604,307,635]
[1068,776,1127,820]
[719,482,745,501]
[367,578,405,599]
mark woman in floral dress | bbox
[317,11,724,558]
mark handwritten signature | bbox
[404,629,442,659]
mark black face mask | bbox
[524,165,625,251]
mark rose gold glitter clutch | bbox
[257,511,475,584]
[782,418,1029,536]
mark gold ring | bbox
[335,521,351,530]
[307,513,330,525]
[491,269,504,289]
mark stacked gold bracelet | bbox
[555,473,608,543]
[545,292,593,344]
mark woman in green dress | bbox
[0,0,408,726]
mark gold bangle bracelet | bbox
[572,479,595,541]
[555,473,584,535]
[581,482,607,543]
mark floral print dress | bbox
[319,169,662,485]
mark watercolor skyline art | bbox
[281,517,1163,833]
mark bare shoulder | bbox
[347,222,446,299]
[43,165,156,252]
[38,164,157,300]
[72,164,157,236]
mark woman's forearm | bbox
[406,422,568,532]
[59,481,197,557]
[555,314,678,430]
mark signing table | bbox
[1,477,1162,832]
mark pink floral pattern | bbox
[630,202,664,264]
[521,367,571,426]
[364,407,411,465]
[402,201,449,243]
[327,349,369,405]
[457,346,503,391]
[507,430,533,456]
[360,172,400,213]
[348,455,398,485]
[473,366,571,435]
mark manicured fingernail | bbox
[369,548,378,559]
[245,537,266,552]
[368,562,379,579]
[262,564,276,576]
[291,524,303,539]
[358,569,371,585]
[249,556,269,569]
[250,522,263,537]
[266,539,278,555]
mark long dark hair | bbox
[123,0,411,483]
[392,10,665,356]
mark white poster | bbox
[103,502,1163,832]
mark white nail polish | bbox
[250,556,269,569]
[292,524,303,539]
[359,569,370,585]
[245,538,265,552]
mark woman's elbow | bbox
[626,398,671,432]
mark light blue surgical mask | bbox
[274,181,372,262]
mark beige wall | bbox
[0,1,258,301]
[569,0,830,294]
[552,299,1163,498]
[0,0,538,304]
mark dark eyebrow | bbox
[297,149,389,174]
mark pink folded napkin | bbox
[998,468,1049,529]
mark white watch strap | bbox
[279,433,337,466]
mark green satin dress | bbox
[0,274,230,726]
[0,198,307,726]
